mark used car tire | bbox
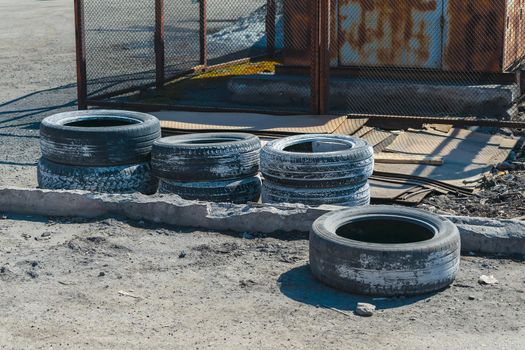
[159,176,262,204]
[151,133,260,181]
[309,206,460,296]
[261,134,374,187]
[40,110,161,166]
[37,158,158,194]
[262,180,370,207]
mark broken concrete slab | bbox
[0,187,329,234]
[446,215,525,256]
[229,74,519,119]
[0,187,524,257]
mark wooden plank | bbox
[375,153,444,166]
[333,118,369,135]
[423,123,453,134]
[499,137,519,149]
[155,111,347,134]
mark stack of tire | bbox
[38,110,161,194]
[260,134,374,207]
[151,133,262,203]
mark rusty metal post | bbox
[155,0,165,89]
[318,0,330,115]
[311,0,330,115]
[310,0,320,114]
[199,0,208,66]
[266,0,276,57]
[74,0,87,110]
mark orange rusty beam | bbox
[74,0,87,110]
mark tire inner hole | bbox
[65,118,140,127]
[336,218,435,244]
[283,140,352,153]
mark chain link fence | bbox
[76,0,524,119]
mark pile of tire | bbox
[38,110,161,194]
[151,132,262,203]
[260,134,374,207]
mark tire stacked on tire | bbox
[260,134,374,207]
[151,133,262,203]
[38,110,161,194]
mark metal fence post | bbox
[311,0,330,115]
[74,0,87,110]
[266,0,276,57]
[311,0,320,114]
[319,0,330,115]
[200,0,208,66]
[155,0,165,89]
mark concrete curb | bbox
[0,187,523,256]
[445,216,525,256]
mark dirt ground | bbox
[1,214,524,350]
[1,1,525,349]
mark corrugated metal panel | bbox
[281,0,522,72]
[442,0,506,72]
[504,0,521,70]
[519,0,525,61]
[330,0,340,67]
[282,0,313,66]
[338,0,443,68]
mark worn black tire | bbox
[151,133,261,181]
[37,158,158,194]
[158,176,262,204]
[310,206,461,296]
[40,110,161,166]
[261,134,374,188]
[261,180,370,207]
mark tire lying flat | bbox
[37,158,158,194]
[159,176,262,204]
[309,206,460,296]
[151,133,261,181]
[261,134,374,188]
[262,180,370,207]
[40,110,161,167]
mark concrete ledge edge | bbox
[0,187,523,256]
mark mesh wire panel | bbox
[80,0,524,117]
[328,0,522,119]
[184,0,312,113]
[84,0,156,98]
[206,0,269,64]
[164,0,200,80]
[81,0,314,113]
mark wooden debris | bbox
[118,290,143,299]
[375,153,444,166]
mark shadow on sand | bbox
[278,265,438,312]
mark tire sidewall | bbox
[40,110,160,138]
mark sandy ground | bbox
[1,215,524,350]
[0,1,525,349]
